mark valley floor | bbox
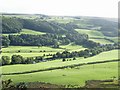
[2,49,119,88]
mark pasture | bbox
[89,38,113,44]
[2,62,118,87]
[75,29,104,38]
[1,43,119,88]
[60,44,86,52]
[2,14,119,88]
[75,29,115,44]
[2,29,46,36]
[2,49,119,74]
[2,44,86,58]
[19,29,46,35]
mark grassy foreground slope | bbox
[3,62,118,87]
[2,50,119,74]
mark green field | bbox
[75,29,104,38]
[3,61,118,87]
[20,29,46,35]
[89,38,113,44]
[107,37,119,43]
[3,29,46,36]
[2,49,118,74]
[2,46,63,53]
[60,44,86,52]
[2,46,63,57]
[75,29,115,44]
[1,39,119,87]
[2,14,119,88]
[2,45,86,58]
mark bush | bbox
[11,55,24,64]
[2,56,11,65]
[62,58,66,62]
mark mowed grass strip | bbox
[3,62,118,87]
[2,50,119,74]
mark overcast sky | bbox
[0,0,119,18]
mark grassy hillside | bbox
[2,46,63,57]
[2,44,86,57]
[75,29,104,38]
[2,50,118,74]
[75,29,115,44]
[60,44,86,52]
[3,14,118,37]
[3,49,119,87]
[2,46,63,53]
[2,14,119,88]
[20,29,46,35]
[3,29,46,36]
[3,61,118,87]
[89,38,113,44]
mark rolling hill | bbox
[1,13,119,89]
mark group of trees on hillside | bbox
[88,18,117,37]
[2,36,10,47]
[1,55,44,65]
[2,33,90,47]
[2,17,23,33]
[2,16,118,37]
[52,43,120,60]
[2,17,79,34]
[1,43,119,66]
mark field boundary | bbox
[3,59,120,75]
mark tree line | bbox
[1,43,119,66]
[2,32,101,48]
[2,32,95,47]
[51,43,120,60]
[2,17,79,34]
[1,55,44,65]
[2,17,23,33]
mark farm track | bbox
[3,59,120,75]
